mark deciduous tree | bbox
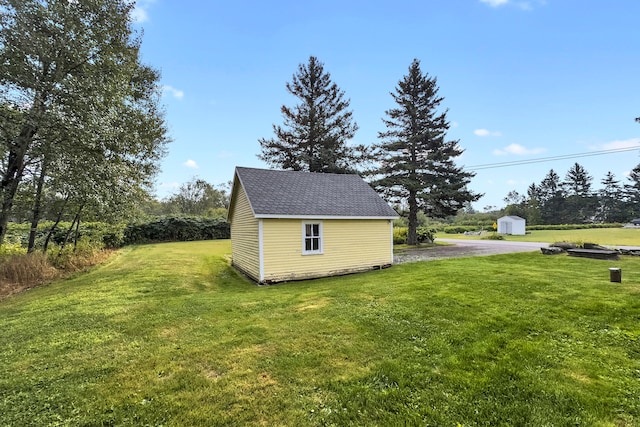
[0,0,168,244]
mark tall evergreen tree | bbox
[597,171,626,223]
[373,59,479,245]
[624,164,640,219]
[563,163,593,197]
[538,169,566,224]
[562,162,596,223]
[258,56,365,173]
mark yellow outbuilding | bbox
[227,167,399,284]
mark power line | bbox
[466,146,640,171]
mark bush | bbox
[443,225,480,234]
[416,227,435,243]
[393,227,408,244]
[482,232,504,240]
[0,243,27,258]
[526,223,622,231]
[393,227,435,244]
[124,216,230,245]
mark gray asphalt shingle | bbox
[235,167,398,218]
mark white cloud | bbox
[474,128,502,137]
[480,0,545,9]
[480,0,509,7]
[451,121,460,128]
[159,181,179,191]
[493,143,547,156]
[590,138,640,151]
[163,85,185,100]
[184,159,199,169]
[132,0,156,23]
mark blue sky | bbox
[132,0,640,211]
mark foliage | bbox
[481,232,504,240]
[0,0,169,245]
[4,221,126,250]
[373,59,479,245]
[1,241,639,425]
[160,177,229,216]
[416,226,435,243]
[526,223,623,231]
[124,216,230,244]
[443,225,485,234]
[393,227,408,244]
[503,162,640,226]
[393,226,435,244]
[258,56,367,173]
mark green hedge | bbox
[443,225,483,234]
[393,227,435,244]
[526,223,623,231]
[124,217,230,244]
[5,221,126,249]
[4,217,231,250]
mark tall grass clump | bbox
[0,252,57,298]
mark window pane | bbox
[312,224,319,236]
[305,239,312,251]
[305,224,312,237]
[312,238,319,251]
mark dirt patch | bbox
[394,244,485,263]
[394,240,545,264]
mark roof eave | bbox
[254,214,399,220]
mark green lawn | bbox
[439,227,640,246]
[1,240,639,426]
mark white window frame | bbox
[302,221,323,255]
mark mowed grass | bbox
[1,240,640,426]
[439,227,640,246]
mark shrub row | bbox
[5,222,126,250]
[4,216,231,250]
[393,227,436,244]
[124,217,230,245]
[526,223,623,231]
[443,225,487,234]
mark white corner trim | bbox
[258,219,264,282]
[389,220,394,264]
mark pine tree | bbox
[597,172,626,223]
[373,59,479,245]
[258,56,365,173]
[563,163,593,197]
[624,164,640,219]
[538,169,566,224]
[562,162,596,223]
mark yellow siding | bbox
[229,185,260,281]
[262,219,392,282]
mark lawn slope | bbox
[1,240,639,426]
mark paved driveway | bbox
[394,239,549,264]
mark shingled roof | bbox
[232,167,398,219]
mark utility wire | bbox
[466,146,640,171]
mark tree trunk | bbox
[73,214,81,251]
[407,192,419,246]
[27,161,47,253]
[0,94,46,245]
[58,204,83,257]
[43,196,69,253]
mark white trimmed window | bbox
[302,222,322,255]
